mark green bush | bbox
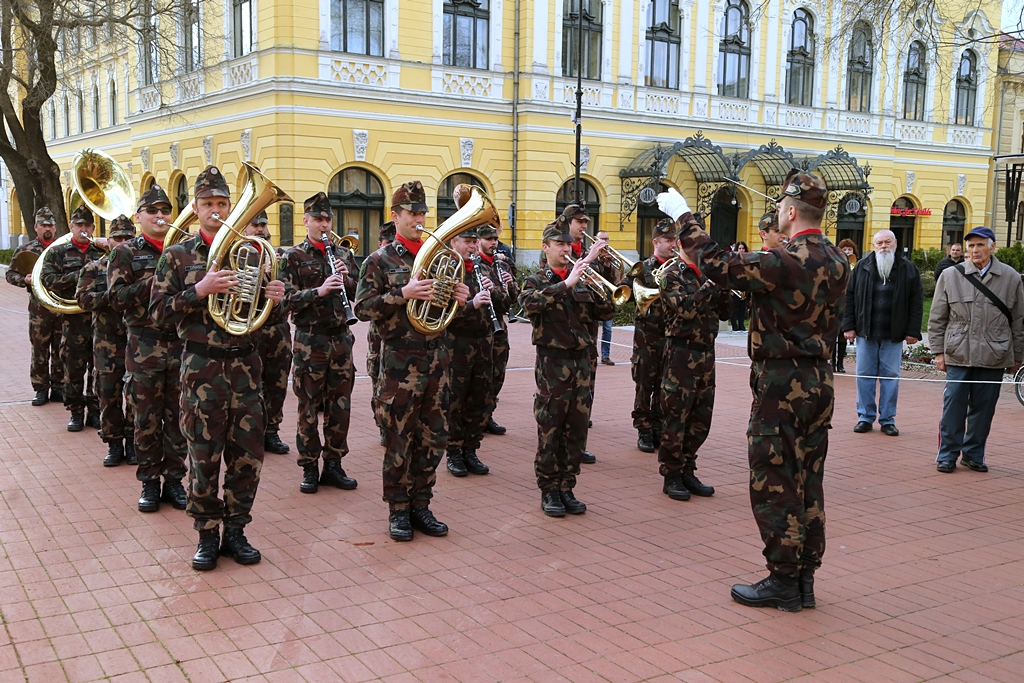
[614,300,637,326]
[920,270,936,298]
[910,248,944,274]
[0,249,12,266]
[995,242,1024,272]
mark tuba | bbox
[407,185,500,335]
[160,198,198,248]
[206,163,292,336]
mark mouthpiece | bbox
[156,219,167,226]
[212,213,222,220]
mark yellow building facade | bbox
[16,0,1002,264]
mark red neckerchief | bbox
[71,238,90,253]
[654,254,668,265]
[464,259,474,273]
[199,229,215,247]
[790,228,823,240]
[308,237,326,256]
[142,233,164,253]
[571,242,582,258]
[395,233,424,257]
[38,237,54,248]
[551,267,569,281]
[479,252,495,267]
[686,263,702,278]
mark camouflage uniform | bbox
[39,209,104,417]
[675,171,849,580]
[150,168,267,532]
[478,229,519,424]
[354,183,450,511]
[520,221,615,494]
[281,223,359,469]
[5,219,65,395]
[628,252,670,435]
[108,194,187,486]
[259,247,292,445]
[657,260,731,477]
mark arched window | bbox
[903,41,927,121]
[942,199,966,247]
[889,197,916,253]
[718,0,750,98]
[786,9,815,107]
[437,172,485,223]
[954,50,977,126]
[847,22,872,112]
[645,0,680,89]
[444,0,489,70]
[556,179,600,233]
[62,95,70,137]
[332,0,385,57]
[109,80,118,126]
[92,85,101,130]
[327,167,385,259]
[562,0,603,80]
[175,176,190,219]
[76,90,84,134]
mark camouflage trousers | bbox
[28,305,64,392]
[376,342,449,509]
[292,328,354,467]
[748,359,833,578]
[61,313,98,413]
[486,330,510,420]
[534,350,593,493]
[258,322,292,436]
[94,333,132,442]
[126,333,186,483]
[180,350,265,531]
[449,335,494,451]
[367,344,382,429]
[632,330,666,431]
[658,342,715,476]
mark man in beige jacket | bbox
[928,226,1024,473]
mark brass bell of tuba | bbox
[407,185,500,335]
[205,163,292,336]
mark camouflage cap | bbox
[137,183,172,211]
[250,210,269,226]
[561,202,591,222]
[456,227,479,239]
[194,166,231,199]
[757,208,779,233]
[392,180,428,213]
[34,207,56,226]
[542,215,574,243]
[378,221,396,241]
[652,217,677,239]
[478,224,499,239]
[108,215,136,238]
[781,169,827,210]
[69,204,94,225]
[303,192,332,218]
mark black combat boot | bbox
[581,451,596,464]
[559,490,586,515]
[192,528,220,571]
[637,430,655,453]
[484,418,506,435]
[31,390,49,406]
[264,431,290,454]
[652,429,662,447]
[662,474,691,501]
[799,568,816,609]
[161,479,188,510]
[541,492,566,517]
[85,407,100,430]
[138,480,161,512]
[389,509,413,541]
[300,465,320,494]
[462,449,489,475]
[410,506,449,537]
[446,449,468,477]
[220,526,261,565]
[320,461,358,489]
[103,440,125,467]
[681,472,715,497]
[124,440,137,465]
[67,410,85,432]
[730,573,802,612]
[49,388,63,404]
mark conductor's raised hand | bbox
[656,187,691,221]
[401,269,436,301]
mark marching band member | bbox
[365,221,396,446]
[477,224,518,435]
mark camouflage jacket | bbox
[280,238,357,329]
[76,255,126,340]
[477,253,520,317]
[628,254,670,334]
[661,262,731,344]
[676,214,849,360]
[5,239,49,307]
[107,235,165,331]
[150,232,263,347]
[266,247,289,327]
[354,240,446,343]
[519,267,615,351]
[40,239,105,303]
[449,259,509,338]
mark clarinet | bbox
[321,231,358,325]
[493,253,510,296]
[471,254,506,337]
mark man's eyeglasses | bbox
[143,207,172,215]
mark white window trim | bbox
[322,0,396,59]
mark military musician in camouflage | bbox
[365,221,395,446]
[477,224,518,435]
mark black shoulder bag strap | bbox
[954,263,1013,325]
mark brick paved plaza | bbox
[1,280,1023,682]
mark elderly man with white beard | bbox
[841,230,923,436]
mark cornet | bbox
[580,232,644,278]
[566,254,632,306]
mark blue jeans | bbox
[600,320,613,359]
[937,366,1003,465]
[855,337,903,425]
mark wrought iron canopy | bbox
[619,131,733,184]
[732,139,799,186]
[804,145,872,192]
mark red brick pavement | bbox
[2,279,1024,682]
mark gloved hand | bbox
[656,188,691,221]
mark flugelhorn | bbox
[566,253,632,306]
[206,163,292,336]
[632,250,683,316]
[581,232,644,278]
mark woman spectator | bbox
[834,239,859,372]
[730,242,750,331]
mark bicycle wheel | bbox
[1015,365,1024,407]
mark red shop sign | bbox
[890,207,932,216]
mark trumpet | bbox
[566,254,632,306]
[632,250,683,316]
[581,232,644,278]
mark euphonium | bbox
[160,199,198,248]
[407,186,500,335]
[206,163,292,336]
